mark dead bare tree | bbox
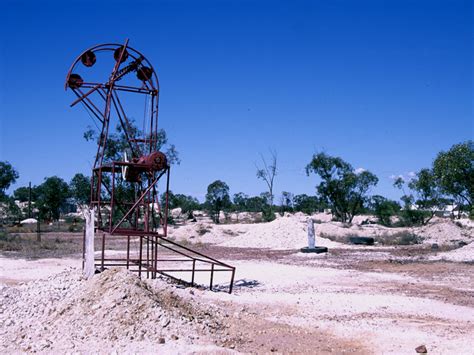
[256,150,278,209]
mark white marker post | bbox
[307,218,315,248]
[83,207,95,279]
[301,218,327,254]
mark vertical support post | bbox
[101,233,105,271]
[97,169,102,227]
[146,236,150,278]
[150,93,155,153]
[191,259,196,286]
[164,167,170,237]
[90,170,95,205]
[110,164,115,233]
[138,236,143,278]
[154,235,158,278]
[145,179,150,233]
[126,235,130,269]
[36,218,41,242]
[150,235,154,277]
[151,186,157,231]
[210,263,214,291]
[229,267,236,294]
[145,181,150,277]
[134,189,139,230]
[153,93,160,152]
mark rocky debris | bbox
[167,220,252,245]
[218,211,227,224]
[430,241,474,262]
[415,344,428,353]
[171,207,183,219]
[229,212,263,223]
[453,218,474,229]
[418,218,472,245]
[191,210,213,223]
[212,279,261,292]
[191,210,206,218]
[233,279,260,288]
[0,268,230,352]
[170,207,183,218]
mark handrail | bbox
[89,230,236,293]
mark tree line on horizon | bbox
[0,140,472,227]
[201,140,472,226]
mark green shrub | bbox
[262,207,276,222]
[370,195,401,226]
[396,209,432,227]
[319,232,347,243]
[0,232,22,251]
[378,231,422,245]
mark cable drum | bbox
[142,151,167,172]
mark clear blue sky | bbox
[1,0,472,201]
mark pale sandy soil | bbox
[0,257,79,285]
[169,213,473,252]
[1,214,473,354]
[196,259,474,354]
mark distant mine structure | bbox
[66,40,235,292]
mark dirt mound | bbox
[430,242,474,262]
[171,213,472,250]
[417,219,473,245]
[220,215,343,250]
[57,268,189,342]
[0,268,225,353]
[168,220,252,244]
[316,218,473,247]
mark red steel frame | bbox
[67,40,235,293]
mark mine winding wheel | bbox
[66,40,235,293]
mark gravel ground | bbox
[1,214,473,354]
[0,267,233,353]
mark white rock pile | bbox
[220,215,343,250]
[0,268,226,353]
[430,241,474,262]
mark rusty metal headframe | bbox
[66,40,235,293]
